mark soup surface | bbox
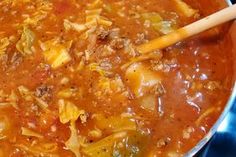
[0,0,233,156]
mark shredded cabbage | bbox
[64,19,87,33]
[88,128,102,138]
[18,85,33,101]
[195,107,220,126]
[65,122,82,157]
[173,0,199,18]
[125,63,162,97]
[94,114,136,132]
[8,91,19,109]
[58,99,88,157]
[142,12,163,23]
[139,95,157,112]
[0,115,10,140]
[58,99,86,124]
[0,37,9,55]
[82,131,128,157]
[82,131,149,157]
[142,12,175,34]
[65,0,112,39]
[21,127,43,138]
[153,21,175,34]
[16,26,35,56]
[87,0,103,9]
[18,85,49,111]
[88,63,107,76]
[0,90,18,109]
[34,96,49,111]
[23,0,53,26]
[15,141,59,157]
[41,39,72,69]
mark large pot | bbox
[186,0,236,156]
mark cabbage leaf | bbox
[82,131,149,157]
[58,99,86,124]
[58,99,87,157]
[65,122,83,157]
[94,114,136,132]
[41,39,72,69]
[16,26,35,56]
[173,0,199,18]
[0,37,9,55]
[141,12,175,34]
[21,127,43,139]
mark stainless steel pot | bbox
[186,1,236,156]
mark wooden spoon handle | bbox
[137,4,236,54]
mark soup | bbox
[0,0,233,156]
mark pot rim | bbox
[185,1,235,156]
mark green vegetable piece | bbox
[141,12,163,23]
[142,12,175,34]
[94,114,136,132]
[152,21,174,34]
[103,4,112,13]
[82,131,149,157]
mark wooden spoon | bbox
[137,4,236,54]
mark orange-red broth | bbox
[0,0,233,156]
